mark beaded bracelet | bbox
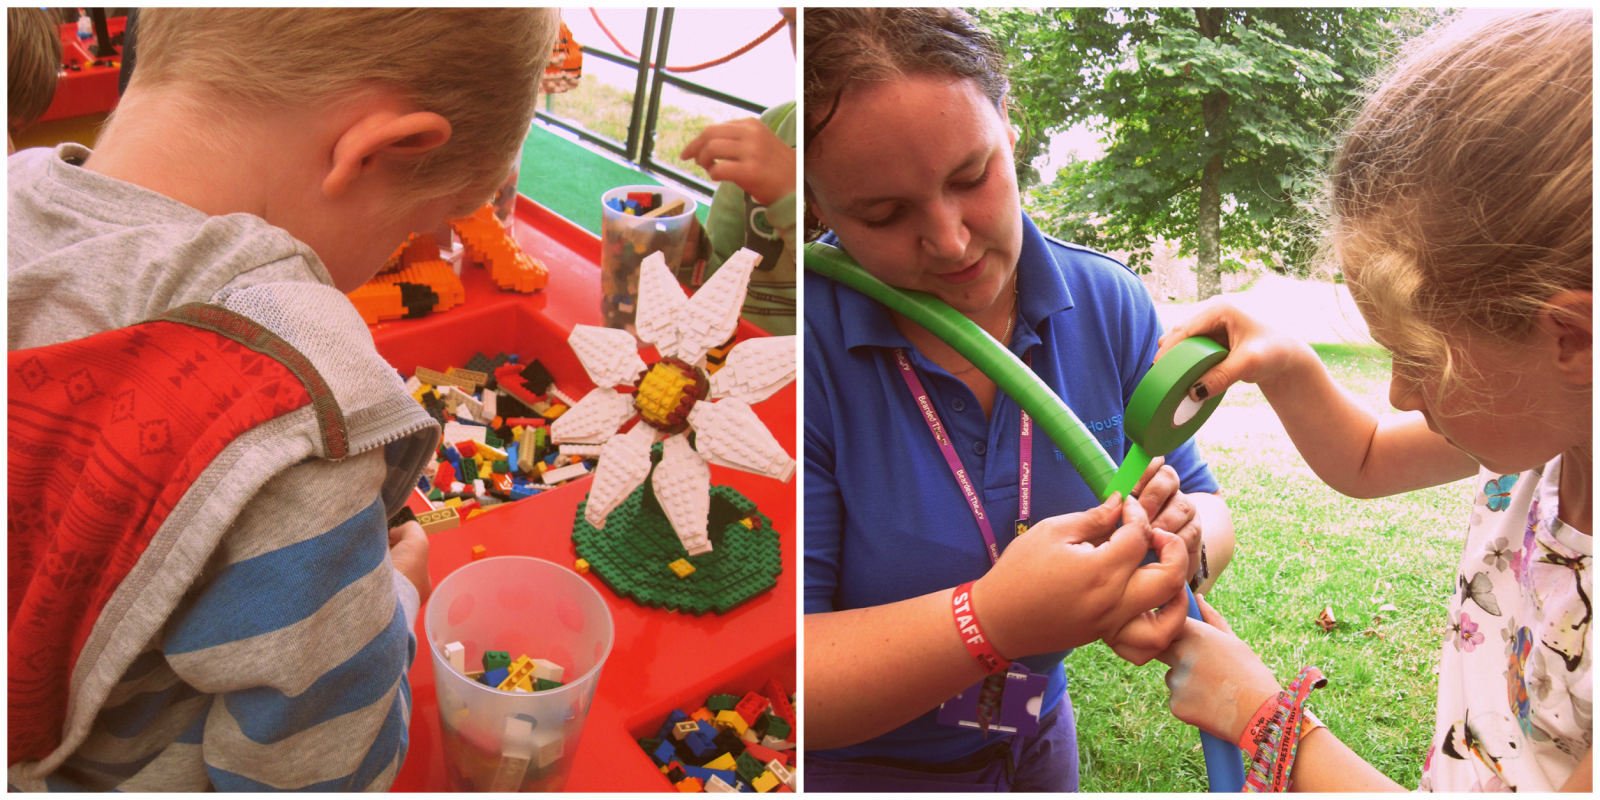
[1238,666,1327,793]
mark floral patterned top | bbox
[1419,456,1592,792]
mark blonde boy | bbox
[7,9,559,790]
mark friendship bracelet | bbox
[951,582,1010,675]
[1240,666,1327,793]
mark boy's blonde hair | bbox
[130,8,560,209]
[1331,8,1591,391]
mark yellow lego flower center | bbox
[632,358,708,434]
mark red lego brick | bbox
[735,692,770,726]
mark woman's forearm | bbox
[1288,727,1407,792]
[804,590,988,750]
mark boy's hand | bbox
[1131,456,1202,582]
[388,521,431,605]
[680,119,796,207]
[1104,527,1193,665]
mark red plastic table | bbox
[41,17,127,124]
[376,197,797,791]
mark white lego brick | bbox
[760,735,795,751]
[549,387,632,445]
[530,658,564,683]
[443,641,465,674]
[708,336,797,405]
[529,726,564,769]
[405,375,422,394]
[568,324,648,387]
[686,399,795,482]
[558,443,603,458]
[634,252,689,361]
[583,423,655,527]
[481,389,497,421]
[442,421,487,447]
[541,461,591,485]
[704,775,738,793]
[654,433,712,555]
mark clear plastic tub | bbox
[425,557,614,792]
[599,184,698,335]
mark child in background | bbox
[678,7,797,336]
[7,8,559,791]
[7,7,62,154]
[1152,8,1590,792]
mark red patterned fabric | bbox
[8,310,326,765]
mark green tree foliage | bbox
[979,8,1437,294]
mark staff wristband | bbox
[951,582,1010,675]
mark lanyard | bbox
[892,347,1033,566]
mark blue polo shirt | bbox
[804,214,1219,764]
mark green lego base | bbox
[572,455,781,616]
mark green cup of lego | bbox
[425,557,614,792]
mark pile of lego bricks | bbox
[637,680,797,793]
[408,351,597,532]
[605,190,679,217]
[438,644,567,694]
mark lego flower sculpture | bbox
[552,248,795,556]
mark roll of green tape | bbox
[1104,336,1228,499]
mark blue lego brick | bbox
[507,442,519,469]
[657,709,689,740]
[652,739,677,766]
[684,731,716,760]
[483,667,509,688]
[696,719,717,739]
[684,766,739,787]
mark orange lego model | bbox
[450,204,549,293]
[346,233,466,324]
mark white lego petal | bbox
[654,433,713,555]
[686,398,795,482]
[549,388,633,445]
[672,248,761,365]
[568,325,647,387]
[634,251,688,358]
[584,423,656,528]
[708,335,797,404]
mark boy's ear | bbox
[1536,289,1592,387]
[322,111,452,199]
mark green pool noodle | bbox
[804,241,1229,501]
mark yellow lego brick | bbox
[499,656,537,694]
[543,403,568,420]
[466,509,485,520]
[668,559,696,579]
[752,771,779,793]
[444,497,463,509]
[714,709,749,736]
[703,752,736,771]
[740,518,755,529]
[574,558,590,574]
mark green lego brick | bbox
[706,694,740,712]
[428,488,443,501]
[734,752,765,784]
[764,717,790,741]
[485,430,503,448]
[536,678,563,691]
[572,447,781,615]
[493,458,511,473]
[482,650,511,672]
[460,458,479,482]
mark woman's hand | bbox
[1155,594,1281,742]
[1131,456,1202,582]
[973,493,1189,661]
[1155,298,1320,401]
[680,118,796,207]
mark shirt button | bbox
[951,397,967,412]
[972,441,987,456]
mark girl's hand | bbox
[1131,456,1202,582]
[974,493,1189,660]
[1155,298,1319,401]
[1155,594,1281,742]
[1104,528,1194,665]
[680,118,796,207]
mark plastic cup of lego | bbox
[425,557,614,792]
[599,184,698,336]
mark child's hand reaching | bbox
[1155,594,1282,742]
[1130,456,1203,584]
[1155,298,1319,402]
[680,118,796,207]
[388,520,431,605]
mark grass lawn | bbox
[543,79,718,184]
[1067,343,1476,792]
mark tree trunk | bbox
[1194,8,1229,300]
